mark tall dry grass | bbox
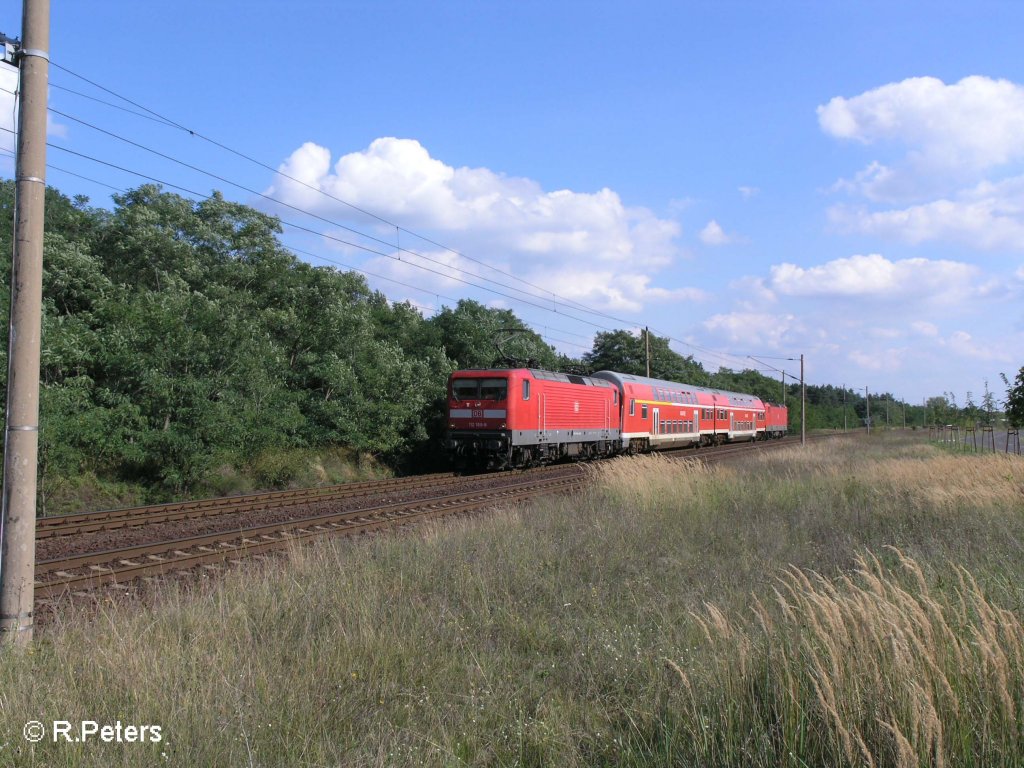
[1,433,1022,766]
[670,548,1024,766]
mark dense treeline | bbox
[0,182,1016,509]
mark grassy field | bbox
[2,433,1022,766]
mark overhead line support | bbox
[0,0,49,648]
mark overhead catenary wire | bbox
[49,61,606,320]
[48,106,636,328]
[2,125,624,342]
[28,64,785,374]
[2,128,608,356]
[44,66,765,368]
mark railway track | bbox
[35,473,582,599]
[35,433,824,602]
[35,471,461,540]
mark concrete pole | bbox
[865,386,870,434]
[843,385,847,432]
[800,353,805,446]
[644,326,650,378]
[0,0,49,647]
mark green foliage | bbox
[424,299,559,369]
[0,181,456,500]
[1003,367,1024,429]
[583,329,705,381]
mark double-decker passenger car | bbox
[590,371,767,451]
[446,368,620,470]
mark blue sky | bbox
[2,0,1023,404]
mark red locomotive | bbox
[446,367,789,469]
[446,369,620,470]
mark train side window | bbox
[522,380,530,400]
[630,399,635,416]
[613,390,618,404]
[642,404,648,419]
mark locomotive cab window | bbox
[479,378,508,401]
[522,380,530,400]
[630,399,635,416]
[452,379,478,400]
[642,404,648,419]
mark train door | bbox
[653,408,660,436]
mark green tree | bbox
[1002,368,1024,429]
[425,300,558,370]
[584,329,706,382]
[981,380,998,426]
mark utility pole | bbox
[843,384,847,432]
[0,0,49,647]
[781,371,786,405]
[865,386,870,434]
[644,326,650,378]
[800,353,805,446]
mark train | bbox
[445,367,789,470]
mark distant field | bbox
[2,433,1022,767]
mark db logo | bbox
[472,409,484,418]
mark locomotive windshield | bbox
[451,377,508,402]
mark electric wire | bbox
[46,65,763,364]
[49,106,630,325]
[39,64,790,373]
[1,127,607,356]
[50,61,607,320]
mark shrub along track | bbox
[34,434,824,606]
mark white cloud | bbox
[702,311,803,348]
[700,218,741,244]
[270,137,677,264]
[946,330,1013,362]
[521,268,706,313]
[911,321,939,337]
[0,66,16,154]
[267,137,687,310]
[848,348,908,373]
[728,275,776,306]
[821,75,1024,221]
[0,68,68,165]
[827,174,1024,249]
[868,327,902,339]
[770,254,977,299]
[738,186,760,199]
[818,76,1024,173]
